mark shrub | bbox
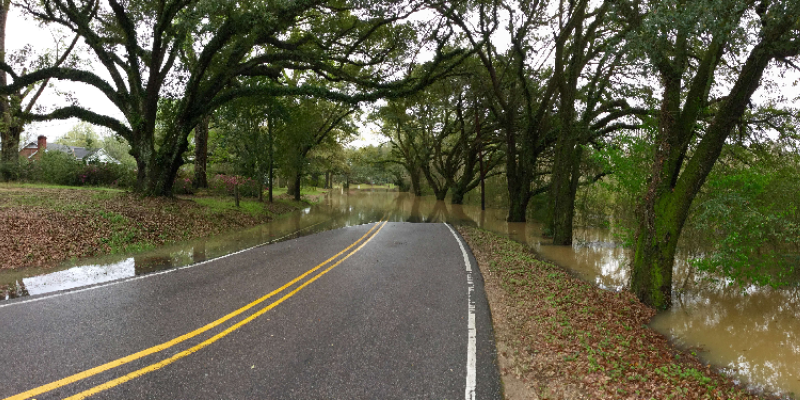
[172,170,194,195]
[19,152,136,189]
[0,160,22,181]
[81,162,136,188]
[208,174,262,198]
[32,151,84,185]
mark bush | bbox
[19,152,136,189]
[0,160,22,181]
[688,163,800,288]
[81,162,137,188]
[208,174,262,198]
[31,152,84,185]
[173,170,194,195]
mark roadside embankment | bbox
[457,225,775,400]
[0,185,324,273]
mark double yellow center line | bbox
[5,220,388,400]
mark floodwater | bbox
[2,190,797,397]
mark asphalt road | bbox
[0,222,501,400]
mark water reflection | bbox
[651,285,800,396]
[23,258,136,296]
[1,191,797,397]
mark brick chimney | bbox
[37,135,47,159]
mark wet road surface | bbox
[0,222,501,400]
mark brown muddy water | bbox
[2,190,798,397]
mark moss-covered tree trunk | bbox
[0,125,22,164]
[630,184,684,309]
[548,107,583,244]
[630,32,775,309]
[0,1,22,173]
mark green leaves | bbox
[689,159,800,288]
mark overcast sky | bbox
[9,7,125,144]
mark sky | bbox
[8,7,123,144]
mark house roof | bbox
[23,141,105,161]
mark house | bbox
[20,135,119,164]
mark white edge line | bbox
[445,223,477,400]
[0,219,334,309]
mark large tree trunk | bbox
[193,115,210,189]
[0,125,20,163]
[630,188,685,309]
[507,185,530,222]
[409,167,423,196]
[293,173,301,202]
[422,168,448,201]
[286,176,297,196]
[144,156,182,196]
[450,188,466,205]
[0,0,18,172]
[548,134,582,245]
[138,123,191,196]
[131,131,154,193]
[506,152,531,222]
[631,40,772,309]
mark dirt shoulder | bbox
[457,225,775,400]
[0,185,320,273]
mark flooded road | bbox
[2,190,798,397]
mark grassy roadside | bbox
[457,225,774,400]
[0,184,327,274]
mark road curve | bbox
[0,222,501,400]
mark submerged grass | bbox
[0,185,322,275]
[457,225,776,400]
[192,197,274,218]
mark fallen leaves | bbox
[0,187,296,273]
[457,226,778,400]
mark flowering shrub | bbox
[208,174,263,198]
[172,171,194,195]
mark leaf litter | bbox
[457,226,783,400]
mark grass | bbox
[0,182,126,192]
[0,184,316,276]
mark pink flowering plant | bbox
[172,170,194,194]
[208,174,262,197]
